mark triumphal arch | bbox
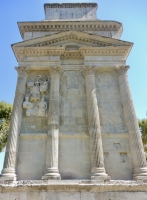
[0,3,147,199]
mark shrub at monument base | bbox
[0,101,12,152]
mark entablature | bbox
[18,21,122,39]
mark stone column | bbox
[42,66,61,180]
[0,67,29,181]
[116,66,147,181]
[83,66,110,181]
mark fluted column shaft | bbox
[117,66,147,180]
[83,66,109,181]
[0,67,28,181]
[42,66,61,180]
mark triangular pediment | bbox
[12,30,132,48]
[12,30,133,61]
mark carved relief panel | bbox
[21,71,49,134]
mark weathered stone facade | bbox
[0,3,147,199]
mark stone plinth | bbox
[0,181,147,200]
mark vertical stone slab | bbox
[0,67,29,181]
[116,66,147,181]
[42,66,61,180]
[83,66,110,181]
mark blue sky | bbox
[0,0,147,170]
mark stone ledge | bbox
[0,180,147,192]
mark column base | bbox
[0,168,17,181]
[133,167,147,181]
[91,167,110,182]
[42,168,61,180]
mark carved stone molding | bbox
[80,47,130,58]
[44,3,97,8]
[14,48,65,61]
[116,65,130,76]
[18,21,122,39]
[15,67,29,77]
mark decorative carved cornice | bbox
[15,67,29,77]
[44,3,97,9]
[80,46,131,59]
[13,47,65,61]
[116,65,130,76]
[83,66,96,76]
[13,46,131,61]
[18,21,122,39]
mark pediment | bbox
[12,30,133,61]
[12,30,132,48]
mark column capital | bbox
[15,67,29,77]
[83,66,96,76]
[48,66,61,76]
[116,65,130,76]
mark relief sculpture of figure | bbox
[23,97,37,116]
[40,80,48,93]
[37,97,47,117]
[30,81,40,102]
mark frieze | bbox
[14,47,130,61]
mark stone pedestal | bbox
[116,66,147,181]
[0,67,29,181]
[83,66,110,181]
[42,67,61,180]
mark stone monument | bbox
[0,3,147,199]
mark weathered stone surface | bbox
[44,3,98,21]
[0,181,147,199]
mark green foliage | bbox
[138,118,147,156]
[0,101,12,152]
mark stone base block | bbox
[0,180,147,200]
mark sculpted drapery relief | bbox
[23,75,48,117]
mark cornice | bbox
[13,46,131,62]
[12,30,132,48]
[44,3,97,9]
[13,47,65,61]
[18,21,122,39]
[79,46,132,59]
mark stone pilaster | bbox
[116,65,147,181]
[83,66,110,181]
[0,67,29,181]
[42,66,61,180]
